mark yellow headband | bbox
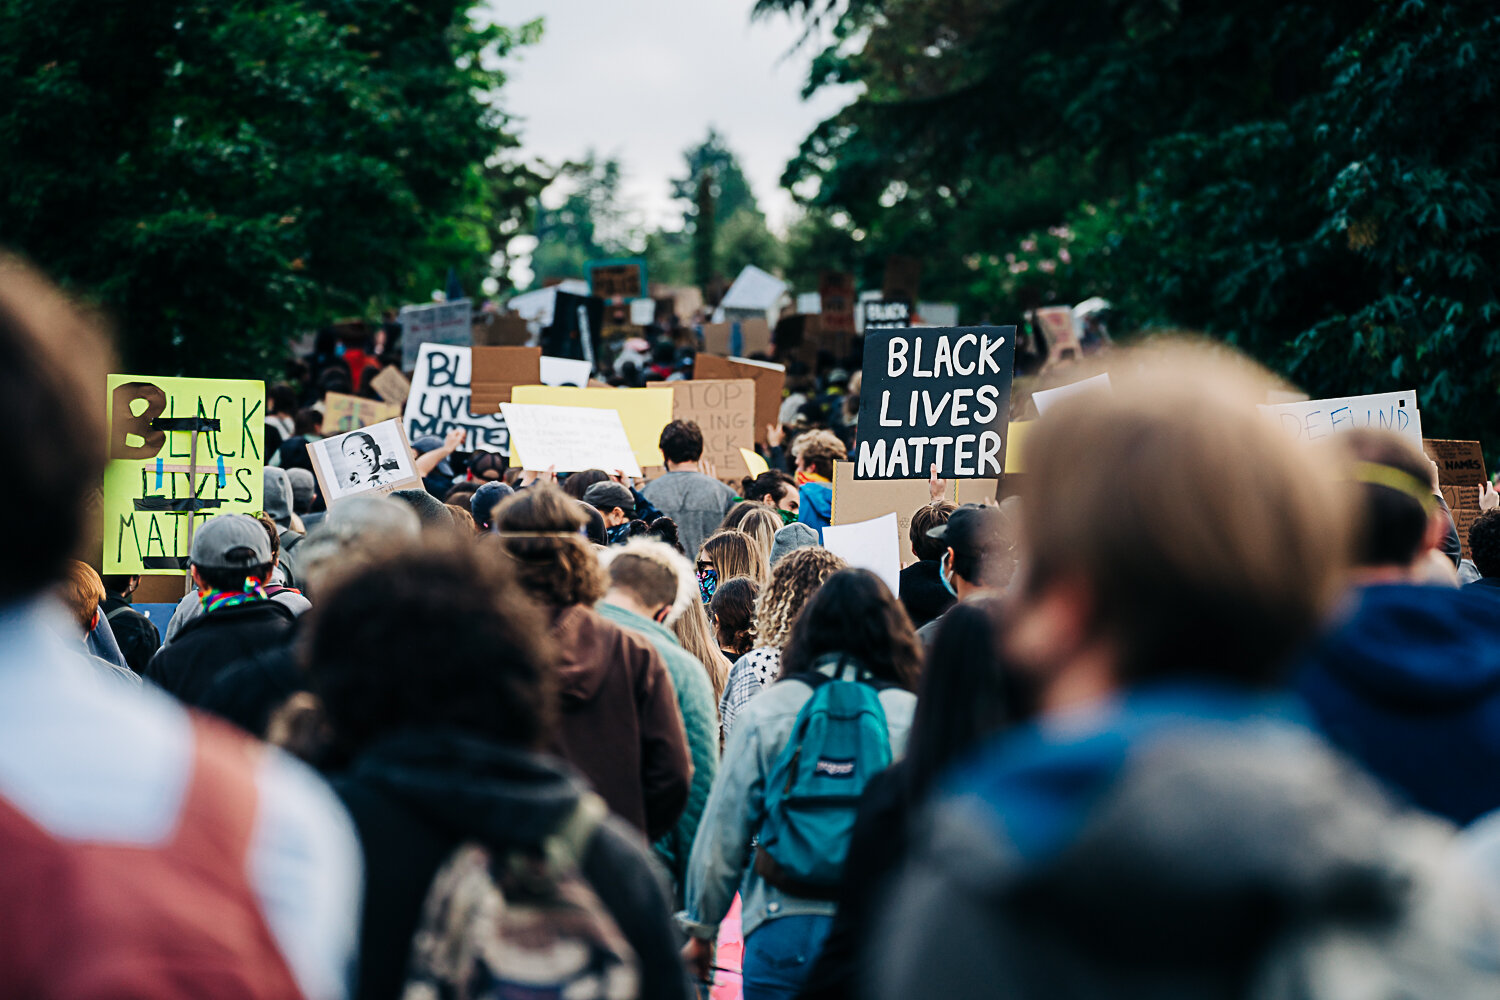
[1351,461,1436,513]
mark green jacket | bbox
[596,600,720,899]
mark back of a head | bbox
[741,470,795,505]
[701,529,770,586]
[780,569,922,691]
[286,468,317,514]
[607,540,681,613]
[390,488,451,529]
[0,258,111,603]
[711,576,760,655]
[297,496,421,597]
[791,429,847,478]
[1471,509,1500,579]
[561,469,610,500]
[911,500,959,562]
[1019,341,1350,686]
[262,468,293,527]
[1336,429,1437,569]
[495,485,605,608]
[734,507,781,564]
[659,420,704,464]
[55,560,106,634]
[469,480,514,531]
[304,537,556,758]
[754,545,847,650]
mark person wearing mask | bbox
[147,514,299,707]
[719,547,847,744]
[597,540,719,901]
[0,258,359,998]
[1297,430,1500,825]
[99,573,162,675]
[695,529,770,606]
[641,420,737,558]
[914,503,1014,648]
[680,570,922,999]
[740,470,800,524]
[791,430,846,538]
[495,486,692,841]
[898,500,958,630]
[871,347,1500,999]
[583,481,638,544]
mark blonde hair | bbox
[672,597,729,704]
[751,546,846,650]
[733,507,781,565]
[57,560,105,633]
[1020,339,1351,684]
[699,530,769,587]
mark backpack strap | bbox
[105,606,135,623]
[537,791,608,874]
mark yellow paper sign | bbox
[323,392,402,434]
[741,448,770,478]
[103,375,266,574]
[509,386,674,469]
[1005,420,1032,474]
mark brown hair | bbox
[608,549,679,610]
[494,485,606,608]
[56,560,106,633]
[791,429,847,479]
[910,500,959,562]
[1018,341,1350,686]
[752,546,847,650]
[699,530,769,587]
[673,597,729,703]
[446,504,477,533]
[779,569,923,692]
[253,511,282,561]
[0,257,112,601]
[711,576,759,658]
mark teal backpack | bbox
[753,654,893,898]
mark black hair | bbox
[577,500,607,546]
[196,562,274,592]
[648,516,683,554]
[740,470,795,505]
[268,383,298,415]
[779,569,922,692]
[1341,430,1436,568]
[100,574,135,594]
[342,431,380,462]
[659,420,704,464]
[561,469,611,500]
[1471,508,1500,578]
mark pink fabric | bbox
[711,893,744,1000]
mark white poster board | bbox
[822,512,902,597]
[1032,373,1112,415]
[404,343,510,453]
[1260,389,1423,451]
[500,403,642,477]
[540,356,593,388]
[308,419,423,506]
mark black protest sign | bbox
[541,291,604,368]
[862,299,911,331]
[854,326,1016,480]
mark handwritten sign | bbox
[370,366,411,407]
[1261,389,1423,451]
[587,258,647,301]
[500,403,641,477]
[323,392,402,433]
[404,344,509,453]
[1423,439,1488,487]
[400,299,472,371]
[694,354,786,447]
[509,385,674,470]
[854,326,1016,479]
[671,379,756,479]
[104,375,264,574]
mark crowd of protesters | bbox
[6,255,1500,1000]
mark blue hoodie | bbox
[1296,583,1500,826]
[797,480,833,539]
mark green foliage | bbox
[528,152,637,287]
[0,0,543,378]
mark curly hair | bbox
[711,576,759,658]
[791,428,847,478]
[751,546,846,650]
[303,535,556,757]
[494,485,606,608]
[699,530,769,586]
[779,569,923,692]
[1470,508,1500,579]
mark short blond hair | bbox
[1019,340,1350,685]
[791,429,847,478]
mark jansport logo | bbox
[815,758,856,778]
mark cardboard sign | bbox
[694,354,786,447]
[501,403,642,477]
[831,461,998,562]
[323,392,402,434]
[854,326,1017,479]
[471,312,530,347]
[702,317,773,358]
[883,256,922,305]
[404,343,510,454]
[863,300,911,332]
[104,375,265,574]
[823,513,903,596]
[308,419,423,506]
[469,347,543,416]
[1031,373,1112,415]
[509,386,674,470]
[1034,306,1081,357]
[671,379,756,479]
[1423,439,1488,487]
[399,299,472,371]
[1261,389,1423,452]
[587,258,647,301]
[370,366,411,407]
[819,271,856,336]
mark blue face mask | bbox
[939,553,958,598]
[697,567,719,605]
[607,523,632,545]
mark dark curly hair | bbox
[1470,508,1500,579]
[303,536,557,756]
[778,569,922,692]
[711,576,760,657]
[659,420,704,464]
[494,485,607,607]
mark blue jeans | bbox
[742,914,834,1000]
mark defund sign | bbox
[103,375,265,573]
[854,326,1016,479]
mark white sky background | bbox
[485,0,856,245]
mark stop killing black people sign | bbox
[854,326,1016,479]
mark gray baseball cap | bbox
[190,514,273,570]
[582,481,636,516]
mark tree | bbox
[527,152,639,288]
[669,128,781,291]
[0,0,544,377]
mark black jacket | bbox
[333,729,693,1000]
[898,560,954,631]
[145,599,297,707]
[101,594,161,676]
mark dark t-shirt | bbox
[100,594,161,676]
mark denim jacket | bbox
[677,656,916,942]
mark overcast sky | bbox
[487,0,856,236]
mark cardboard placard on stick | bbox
[403,344,510,454]
[323,392,403,434]
[469,347,542,416]
[308,419,423,506]
[831,461,998,562]
[694,354,785,447]
[1423,439,1488,487]
[471,312,531,347]
[702,318,772,358]
[370,366,411,407]
[671,379,756,479]
[1034,306,1081,360]
[853,326,1017,479]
